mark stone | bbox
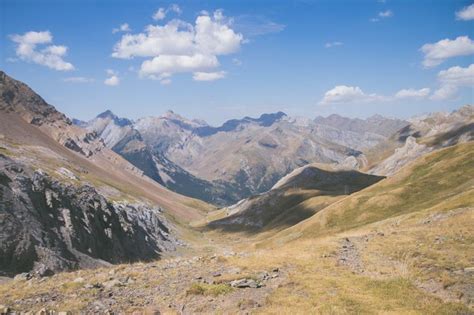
[35,265,54,278]
[143,306,161,315]
[14,273,32,281]
[230,279,260,288]
[73,277,85,283]
[0,305,10,315]
[103,279,124,290]
[464,267,474,274]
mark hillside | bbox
[207,164,384,232]
[0,71,212,276]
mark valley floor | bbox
[1,202,472,314]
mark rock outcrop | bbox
[0,154,180,276]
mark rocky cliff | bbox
[0,154,180,276]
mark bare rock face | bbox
[369,136,430,176]
[0,154,181,276]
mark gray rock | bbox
[230,278,260,288]
[102,279,124,290]
[0,155,182,276]
[14,272,32,281]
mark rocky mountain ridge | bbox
[81,109,405,205]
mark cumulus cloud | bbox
[112,23,131,34]
[456,4,474,21]
[319,85,383,105]
[153,4,182,21]
[63,77,95,83]
[420,36,474,68]
[324,41,343,48]
[104,69,120,86]
[431,64,474,100]
[193,71,226,81]
[9,31,74,71]
[395,88,431,99]
[112,9,243,83]
[320,85,435,105]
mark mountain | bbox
[366,105,474,176]
[312,114,409,151]
[0,71,211,276]
[81,110,237,205]
[84,109,399,206]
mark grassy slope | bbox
[216,142,473,313]
[206,167,384,234]
[283,141,473,239]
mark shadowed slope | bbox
[207,165,384,232]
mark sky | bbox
[1,0,473,125]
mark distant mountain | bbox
[194,111,287,137]
[314,114,408,138]
[83,109,379,205]
[367,105,474,176]
[0,71,210,276]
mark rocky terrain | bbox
[0,154,180,276]
[367,105,474,176]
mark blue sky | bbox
[1,0,473,125]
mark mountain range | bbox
[77,107,408,206]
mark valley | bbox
[0,70,473,313]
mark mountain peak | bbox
[96,110,132,126]
[96,109,116,119]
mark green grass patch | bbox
[186,283,234,296]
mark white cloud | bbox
[9,31,74,71]
[140,54,219,77]
[430,84,459,101]
[104,69,120,86]
[113,23,131,34]
[320,85,434,105]
[319,85,383,105]
[420,36,474,68]
[324,41,343,48]
[456,4,474,21]
[169,4,182,15]
[63,77,95,83]
[153,4,182,21]
[437,63,474,86]
[431,64,474,100]
[370,10,393,22]
[193,71,226,81]
[113,10,243,82]
[395,88,431,99]
[153,8,166,20]
[379,10,393,17]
